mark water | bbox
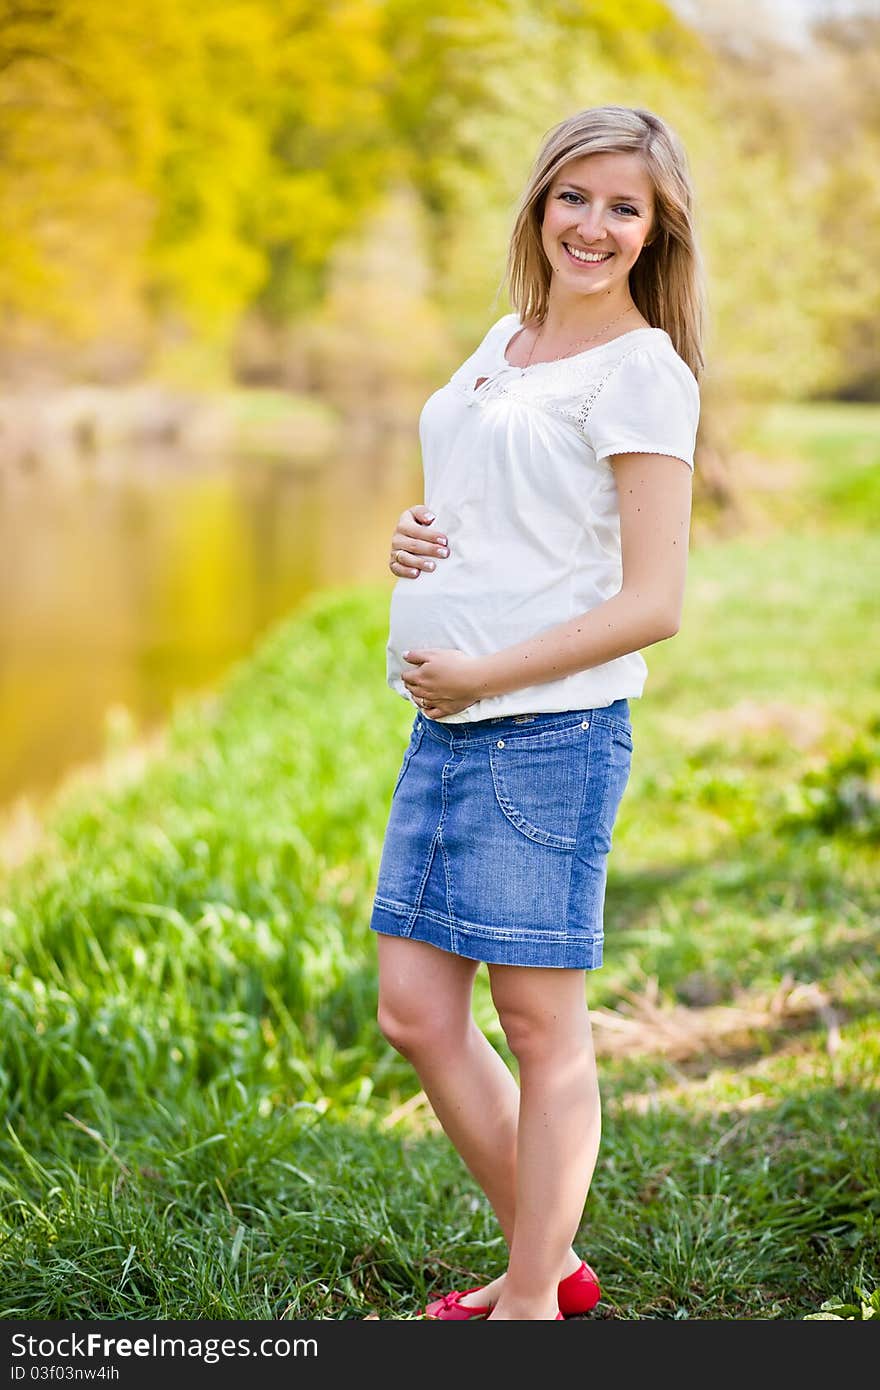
[0,434,419,821]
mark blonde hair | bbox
[502,105,706,379]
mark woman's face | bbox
[541,151,656,298]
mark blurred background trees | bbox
[2,0,877,401]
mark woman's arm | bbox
[401,453,691,716]
[475,452,692,699]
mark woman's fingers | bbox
[398,507,449,552]
[390,548,423,578]
[390,508,450,578]
[390,545,448,577]
[398,524,449,549]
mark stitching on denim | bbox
[403,816,441,936]
[391,719,424,798]
[374,896,603,946]
[437,752,462,945]
[589,712,633,740]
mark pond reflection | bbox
[0,433,419,817]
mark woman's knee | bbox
[376,995,468,1058]
[496,1008,559,1064]
[376,995,420,1055]
[493,996,591,1067]
[490,966,591,1065]
[376,937,477,1057]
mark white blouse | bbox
[386,311,700,723]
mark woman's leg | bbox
[377,934,518,1233]
[376,936,582,1306]
[485,963,600,1320]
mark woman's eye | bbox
[558,193,637,216]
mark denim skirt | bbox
[369,699,633,969]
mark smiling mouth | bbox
[563,243,614,265]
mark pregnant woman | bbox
[370,104,705,1320]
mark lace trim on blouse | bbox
[448,322,670,439]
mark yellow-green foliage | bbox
[0,1,877,404]
[0,0,714,342]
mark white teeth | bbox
[564,243,612,263]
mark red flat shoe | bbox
[557,1260,601,1316]
[425,1261,601,1320]
[424,1287,493,1320]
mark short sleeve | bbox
[584,344,700,471]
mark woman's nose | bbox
[575,207,609,241]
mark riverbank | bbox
[0,382,345,469]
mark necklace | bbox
[523,304,641,369]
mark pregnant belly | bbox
[386,562,578,686]
[388,573,488,662]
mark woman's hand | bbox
[389,505,450,578]
[400,648,486,719]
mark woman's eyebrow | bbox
[558,182,648,204]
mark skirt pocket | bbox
[488,719,590,850]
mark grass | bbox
[0,400,877,1320]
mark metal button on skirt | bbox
[369,700,633,969]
